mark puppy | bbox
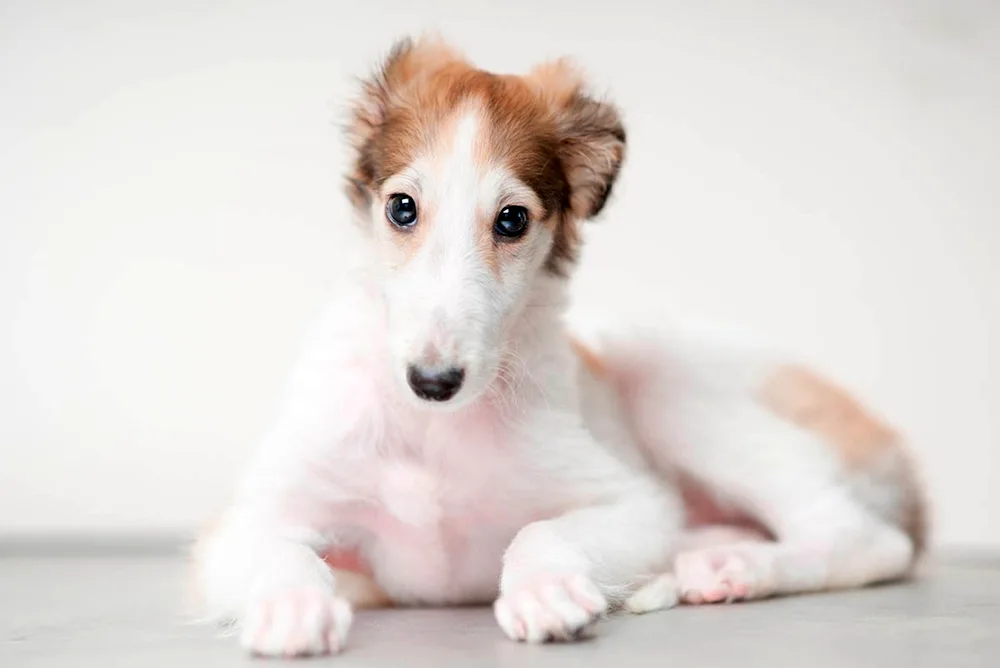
[193,36,927,656]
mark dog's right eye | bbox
[386,193,418,229]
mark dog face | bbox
[345,37,625,407]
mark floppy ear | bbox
[344,36,464,211]
[344,38,415,210]
[555,93,626,220]
[529,59,627,221]
[526,60,626,274]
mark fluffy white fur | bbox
[193,64,922,658]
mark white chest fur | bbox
[295,391,561,605]
[356,438,554,604]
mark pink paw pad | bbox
[676,549,762,605]
[240,588,353,657]
[494,574,608,643]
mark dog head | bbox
[345,36,625,407]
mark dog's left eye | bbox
[494,206,529,240]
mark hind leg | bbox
[624,525,770,612]
[602,329,925,605]
[676,488,914,604]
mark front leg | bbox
[494,435,684,642]
[191,292,384,655]
[195,508,355,657]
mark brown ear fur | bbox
[344,36,466,210]
[556,93,627,220]
[527,59,626,221]
[527,60,627,272]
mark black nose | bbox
[407,366,465,402]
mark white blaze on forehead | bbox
[385,106,494,343]
[431,107,487,252]
[381,105,542,257]
[417,108,541,255]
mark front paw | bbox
[493,574,608,643]
[240,587,353,657]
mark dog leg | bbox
[676,491,914,603]
[494,443,684,642]
[195,510,354,657]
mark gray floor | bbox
[1,553,997,667]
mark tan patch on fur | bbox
[330,569,395,609]
[384,179,439,268]
[570,337,608,378]
[478,215,504,277]
[525,58,585,106]
[760,365,898,467]
[760,366,928,555]
[897,454,930,556]
[322,550,394,609]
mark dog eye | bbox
[386,193,417,228]
[494,206,529,240]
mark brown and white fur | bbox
[192,36,927,656]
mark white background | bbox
[1,0,997,547]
